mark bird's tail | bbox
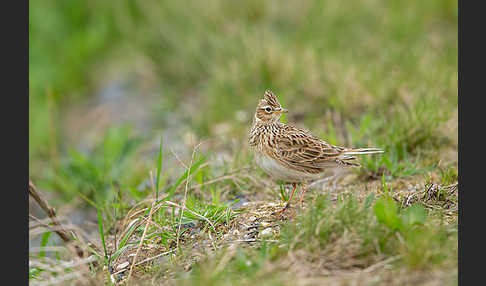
[342,147,384,156]
[334,148,383,167]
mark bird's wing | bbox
[273,125,359,173]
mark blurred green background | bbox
[29,0,457,206]
[29,1,457,283]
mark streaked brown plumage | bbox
[249,90,383,208]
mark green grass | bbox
[440,166,458,186]
[29,0,457,284]
[168,192,456,286]
[35,125,143,215]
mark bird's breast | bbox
[254,152,320,183]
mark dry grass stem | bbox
[126,200,157,284]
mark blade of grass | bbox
[165,153,208,200]
[127,201,157,284]
[155,136,163,201]
[116,219,140,254]
[39,231,51,258]
[97,208,108,260]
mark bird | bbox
[248,90,383,210]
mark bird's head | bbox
[254,90,288,123]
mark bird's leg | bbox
[284,183,297,209]
[275,183,298,214]
[298,183,308,207]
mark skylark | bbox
[249,90,383,209]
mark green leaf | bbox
[374,196,401,230]
[402,204,427,227]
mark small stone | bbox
[266,202,279,207]
[260,221,271,227]
[260,228,273,238]
[248,216,257,222]
[116,262,130,270]
[230,196,249,210]
[179,221,197,229]
[242,202,255,207]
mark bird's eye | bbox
[265,107,272,112]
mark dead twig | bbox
[362,255,402,273]
[29,179,85,258]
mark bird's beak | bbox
[278,108,288,114]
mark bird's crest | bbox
[263,90,281,108]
